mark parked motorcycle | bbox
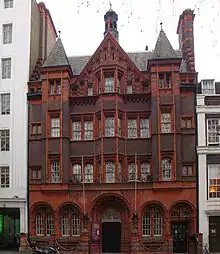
[33,245,60,254]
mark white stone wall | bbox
[0,0,33,234]
[197,94,220,248]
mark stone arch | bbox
[55,201,82,216]
[140,200,168,217]
[30,201,54,214]
[91,193,132,215]
[169,201,195,220]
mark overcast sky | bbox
[38,0,220,81]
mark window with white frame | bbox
[161,113,171,133]
[140,119,150,138]
[105,77,114,93]
[128,163,137,181]
[46,214,54,236]
[84,121,93,140]
[61,207,80,236]
[51,161,60,183]
[106,161,115,183]
[1,93,10,115]
[128,119,137,138]
[202,80,215,95]
[209,164,220,198]
[84,164,93,183]
[142,206,163,236]
[4,0,13,8]
[0,166,9,188]
[105,117,114,137]
[36,213,44,236]
[207,119,220,145]
[2,58,11,79]
[0,129,9,151]
[73,164,82,182]
[35,208,54,236]
[162,158,172,180]
[72,121,81,140]
[3,24,12,44]
[51,118,60,137]
[118,118,121,137]
[141,163,150,182]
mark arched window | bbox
[84,164,93,183]
[61,207,80,237]
[162,158,172,180]
[171,203,192,220]
[141,163,150,182]
[128,163,136,181]
[142,206,163,237]
[73,164,82,182]
[106,161,115,183]
[35,207,54,236]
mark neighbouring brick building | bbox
[27,7,198,254]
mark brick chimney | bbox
[177,9,195,72]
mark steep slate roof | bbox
[152,29,181,59]
[43,38,70,68]
[68,50,186,76]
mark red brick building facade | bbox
[28,8,198,254]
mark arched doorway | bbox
[102,209,121,253]
[170,203,193,253]
[91,194,131,254]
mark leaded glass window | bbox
[84,121,93,140]
[61,207,80,237]
[36,213,44,236]
[51,161,60,183]
[73,164,82,182]
[141,163,150,182]
[51,118,60,137]
[1,93,10,115]
[142,206,163,236]
[106,161,115,183]
[105,117,114,137]
[162,158,172,180]
[161,113,171,133]
[128,163,137,181]
[85,164,93,183]
[72,121,81,140]
[2,58,11,79]
[46,214,54,236]
[0,129,9,151]
[140,119,150,138]
[128,119,137,138]
[105,77,114,93]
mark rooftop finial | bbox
[160,22,163,30]
[58,30,61,38]
[109,1,112,10]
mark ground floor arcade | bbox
[29,184,198,253]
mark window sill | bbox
[142,235,164,242]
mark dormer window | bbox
[201,80,215,95]
[105,77,114,93]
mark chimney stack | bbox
[177,9,195,72]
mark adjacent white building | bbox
[197,79,220,253]
[0,0,56,249]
